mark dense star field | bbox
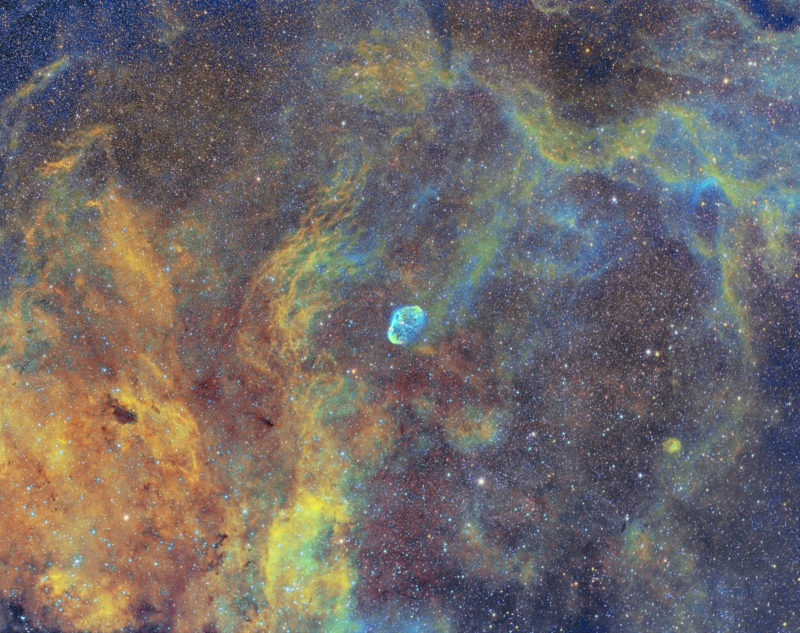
[0,1,798,631]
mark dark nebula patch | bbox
[109,396,137,424]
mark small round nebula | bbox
[663,437,682,454]
[387,305,426,345]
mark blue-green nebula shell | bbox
[387,305,426,345]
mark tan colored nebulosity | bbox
[0,129,248,632]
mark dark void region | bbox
[419,0,453,59]
[740,0,798,30]
[0,0,169,102]
[752,260,800,432]
[0,600,50,633]
[0,599,177,633]
[0,0,84,101]
[0,234,23,301]
[686,178,730,248]
[0,0,307,104]
[578,238,707,363]
[426,0,685,123]
[358,446,468,606]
